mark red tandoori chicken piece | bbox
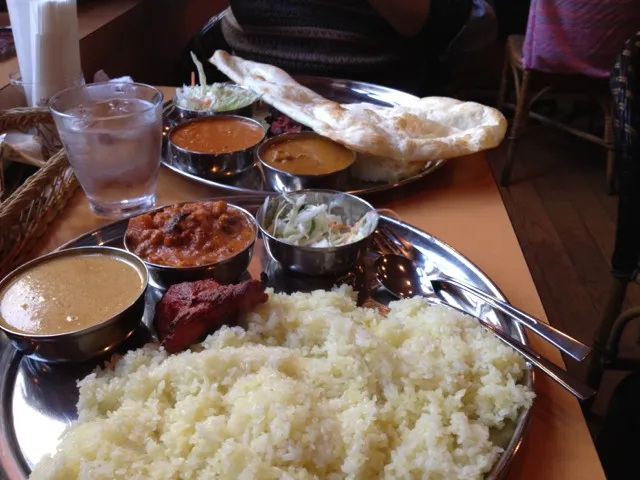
[154,278,268,353]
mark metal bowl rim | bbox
[123,202,259,272]
[167,114,266,157]
[0,246,149,340]
[255,189,378,252]
[257,131,357,180]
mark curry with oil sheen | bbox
[170,116,264,154]
[261,134,354,175]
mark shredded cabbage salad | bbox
[263,193,379,248]
[174,52,261,112]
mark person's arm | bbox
[367,0,431,37]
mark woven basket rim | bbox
[0,111,78,278]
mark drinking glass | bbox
[9,71,86,108]
[49,82,164,218]
[9,71,86,155]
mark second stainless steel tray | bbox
[161,77,447,196]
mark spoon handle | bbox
[431,296,596,401]
[434,277,591,362]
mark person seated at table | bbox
[180,0,498,96]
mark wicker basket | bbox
[0,107,79,278]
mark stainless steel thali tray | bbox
[161,77,447,196]
[0,195,532,479]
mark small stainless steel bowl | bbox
[258,132,356,193]
[168,115,266,179]
[172,84,258,120]
[123,202,258,290]
[256,190,377,276]
[0,246,149,364]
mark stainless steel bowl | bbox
[168,115,266,179]
[124,202,258,289]
[256,190,377,276]
[172,84,258,120]
[258,132,356,193]
[0,246,149,364]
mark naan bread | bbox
[210,50,507,181]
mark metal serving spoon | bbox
[431,275,590,361]
[373,228,590,363]
[373,253,596,400]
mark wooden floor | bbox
[486,126,640,418]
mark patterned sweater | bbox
[221,0,475,94]
[223,0,411,74]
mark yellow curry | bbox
[261,133,355,175]
[0,254,144,335]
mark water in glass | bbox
[51,83,164,218]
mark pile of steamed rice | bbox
[30,286,533,480]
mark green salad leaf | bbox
[175,52,262,112]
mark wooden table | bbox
[29,88,605,480]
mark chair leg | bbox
[0,158,4,201]
[603,104,617,194]
[605,147,616,195]
[497,53,509,111]
[501,69,532,187]
[582,277,629,415]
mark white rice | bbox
[30,286,533,480]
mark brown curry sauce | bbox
[126,201,255,267]
[170,116,264,154]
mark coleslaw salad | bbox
[263,193,381,248]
